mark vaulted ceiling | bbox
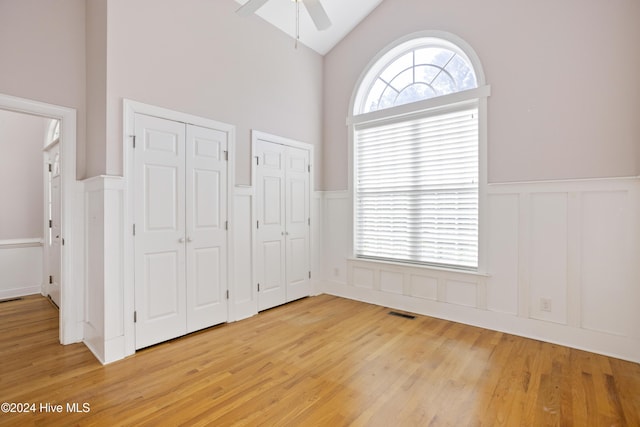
[233,0,385,55]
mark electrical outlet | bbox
[333,267,340,277]
[540,298,552,312]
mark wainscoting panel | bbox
[346,257,487,309]
[580,190,634,337]
[409,274,438,301]
[319,177,640,363]
[83,176,126,364]
[84,184,105,361]
[322,192,349,284]
[352,266,375,289]
[311,192,322,294]
[232,187,256,321]
[380,270,403,295]
[528,192,568,324]
[446,279,478,308]
[486,193,519,315]
[0,239,43,299]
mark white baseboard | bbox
[0,242,44,300]
[0,286,42,300]
[82,338,106,365]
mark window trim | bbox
[350,31,487,117]
[347,31,490,274]
[347,85,490,127]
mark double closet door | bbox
[255,139,311,311]
[134,114,228,349]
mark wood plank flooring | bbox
[0,294,639,426]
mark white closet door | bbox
[255,140,287,311]
[134,114,187,349]
[285,146,311,302]
[185,124,228,332]
[255,138,311,311]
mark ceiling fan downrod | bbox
[295,0,300,49]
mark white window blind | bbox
[355,106,479,269]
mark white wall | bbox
[78,0,325,363]
[0,0,87,179]
[0,110,46,299]
[320,178,640,363]
[232,186,256,321]
[322,0,640,189]
[83,176,125,364]
[319,0,640,363]
[3,0,637,367]
[0,109,46,240]
[97,0,323,188]
[0,240,42,299]
[85,0,108,180]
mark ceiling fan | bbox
[236,0,332,31]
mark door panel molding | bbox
[252,131,313,311]
[185,124,228,332]
[133,114,188,349]
[124,99,235,356]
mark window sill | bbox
[347,257,490,278]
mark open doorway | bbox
[0,113,64,309]
[0,110,48,301]
[0,93,80,345]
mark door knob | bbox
[187,237,193,242]
[178,237,185,243]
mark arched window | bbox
[350,33,488,270]
[357,42,477,114]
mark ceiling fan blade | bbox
[236,0,270,17]
[302,0,332,31]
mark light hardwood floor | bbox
[1,294,638,426]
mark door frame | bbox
[251,130,314,310]
[0,93,80,345]
[123,99,235,356]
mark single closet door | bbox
[255,141,287,311]
[283,145,311,302]
[185,124,228,332]
[134,114,228,349]
[255,138,311,312]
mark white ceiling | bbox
[233,0,385,55]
